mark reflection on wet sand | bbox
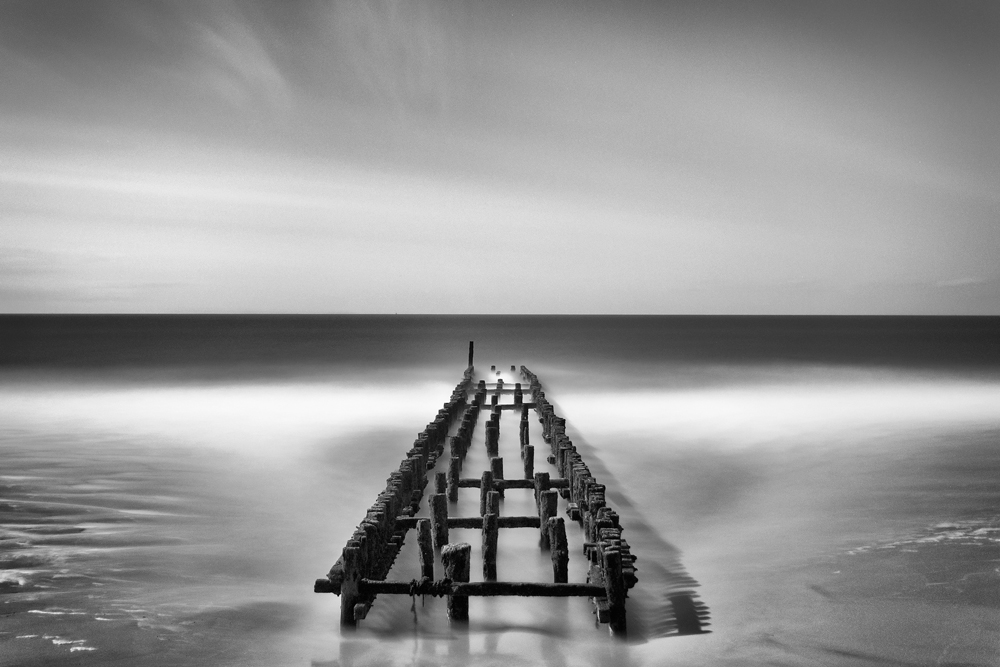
[3,362,1000,665]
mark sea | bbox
[1,315,999,666]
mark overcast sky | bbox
[2,0,998,314]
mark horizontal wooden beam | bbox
[456,477,569,489]
[359,579,606,598]
[395,515,541,530]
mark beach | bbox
[2,315,999,665]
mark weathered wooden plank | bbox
[539,489,558,550]
[360,579,606,598]
[430,494,448,549]
[417,519,434,580]
[482,512,498,581]
[394,515,541,530]
[455,477,569,489]
[490,457,504,498]
[441,543,471,620]
[548,517,569,583]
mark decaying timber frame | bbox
[314,342,703,637]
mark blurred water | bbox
[1,316,999,665]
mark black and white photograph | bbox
[2,1,999,665]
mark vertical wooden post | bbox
[480,471,493,516]
[556,445,573,477]
[468,341,474,368]
[340,546,361,626]
[539,489,558,550]
[452,431,463,461]
[523,444,534,479]
[417,519,434,580]
[447,456,460,502]
[603,547,627,636]
[430,494,448,549]
[486,490,500,517]
[441,543,471,621]
[435,471,447,495]
[548,517,568,583]
[490,457,504,498]
[482,512,498,581]
[486,423,499,457]
[533,472,550,509]
[409,455,424,505]
[513,382,522,405]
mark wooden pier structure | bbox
[314,342,703,637]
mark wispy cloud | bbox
[0,1,998,313]
[186,3,292,113]
[316,1,461,122]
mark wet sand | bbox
[3,365,1000,665]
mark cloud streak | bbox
[1,1,998,313]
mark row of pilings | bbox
[315,367,476,624]
[316,363,641,635]
[522,366,637,633]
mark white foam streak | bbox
[561,380,1000,450]
[0,381,453,458]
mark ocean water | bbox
[2,315,1000,666]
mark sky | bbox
[1,0,998,314]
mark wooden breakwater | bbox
[314,343,704,637]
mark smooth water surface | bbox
[2,316,1000,666]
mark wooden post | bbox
[468,341,474,368]
[482,512,499,581]
[486,490,500,517]
[441,543,471,621]
[539,489,558,550]
[409,455,424,504]
[430,494,448,549]
[447,456,460,502]
[523,444,534,479]
[541,404,552,443]
[486,424,499,457]
[514,382,522,405]
[556,445,572,477]
[435,471,447,495]
[603,548,627,636]
[480,471,493,516]
[490,457,504,498]
[548,517,568,583]
[450,434,464,463]
[417,519,434,580]
[340,546,361,626]
[533,472,550,509]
